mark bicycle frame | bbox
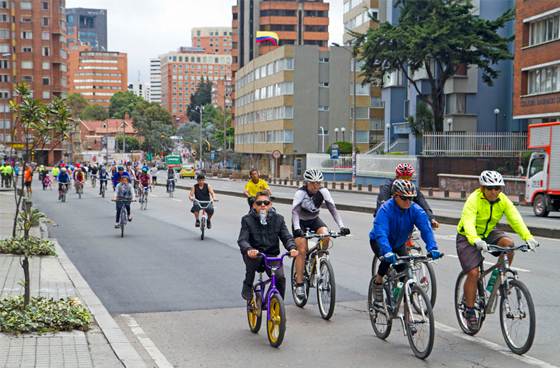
[251,253,288,322]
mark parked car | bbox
[157,162,167,170]
[180,165,196,178]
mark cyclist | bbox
[375,163,438,228]
[456,170,538,332]
[369,179,441,303]
[238,191,299,300]
[57,167,72,200]
[243,169,273,210]
[166,166,176,192]
[90,164,98,184]
[292,168,351,298]
[113,175,135,228]
[98,167,110,195]
[2,161,13,188]
[189,174,218,228]
[112,165,130,189]
[149,164,158,188]
[138,167,151,200]
[74,168,85,193]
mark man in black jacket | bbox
[238,191,298,300]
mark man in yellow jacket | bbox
[456,170,538,332]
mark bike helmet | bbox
[303,168,323,182]
[395,163,415,177]
[142,167,148,172]
[392,179,417,198]
[479,170,505,186]
[61,167,67,172]
[117,165,124,170]
[101,167,106,171]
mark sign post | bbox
[330,145,339,183]
[272,150,281,178]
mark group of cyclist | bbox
[236,163,538,337]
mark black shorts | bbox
[24,181,31,187]
[456,229,511,272]
[292,217,327,237]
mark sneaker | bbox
[207,220,211,229]
[128,216,132,222]
[115,222,120,228]
[58,195,61,200]
[195,220,200,227]
[242,282,253,301]
[295,284,305,299]
[373,281,384,303]
[463,309,479,332]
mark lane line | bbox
[445,254,530,273]
[122,314,174,368]
[150,194,158,197]
[435,322,558,368]
[171,199,182,202]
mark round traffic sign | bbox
[272,150,281,159]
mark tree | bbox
[66,93,89,118]
[186,79,212,123]
[79,103,108,121]
[352,0,515,131]
[116,136,140,152]
[108,91,144,119]
[131,101,174,154]
[408,101,434,138]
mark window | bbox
[355,107,369,119]
[0,74,8,82]
[42,47,50,56]
[456,94,466,114]
[42,17,49,27]
[319,58,329,63]
[42,2,49,10]
[21,61,33,69]
[319,82,329,87]
[22,46,32,53]
[0,30,8,39]
[529,14,560,46]
[318,106,329,111]
[42,32,50,40]
[42,77,50,85]
[42,91,50,99]
[0,60,8,69]
[42,61,50,70]
[527,66,559,94]
[351,83,371,95]
[21,75,33,82]
[20,1,32,10]
[0,1,8,9]
[356,131,369,143]
[0,14,8,22]
[21,31,33,39]
[0,90,9,98]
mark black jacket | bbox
[237,208,296,256]
[375,178,435,220]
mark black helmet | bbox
[392,179,417,198]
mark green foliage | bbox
[388,152,406,155]
[0,295,91,333]
[108,91,144,119]
[409,101,434,137]
[351,0,515,131]
[186,79,212,123]
[131,101,175,154]
[0,237,56,256]
[79,103,108,121]
[326,141,360,154]
[115,136,140,152]
[66,93,89,118]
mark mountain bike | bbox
[454,243,536,355]
[247,252,290,348]
[139,185,149,210]
[371,228,437,308]
[100,179,107,198]
[368,253,442,359]
[193,199,214,240]
[113,198,134,238]
[91,175,96,188]
[167,178,175,198]
[59,184,68,202]
[75,181,84,199]
[290,229,346,320]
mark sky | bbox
[66,0,344,85]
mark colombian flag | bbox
[256,31,279,46]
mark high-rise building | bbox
[149,58,161,104]
[0,0,68,165]
[513,1,560,124]
[211,78,232,110]
[128,81,149,101]
[67,44,127,109]
[65,8,107,51]
[192,27,233,54]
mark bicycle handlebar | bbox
[302,229,346,239]
[380,252,444,264]
[488,243,535,253]
[259,252,290,270]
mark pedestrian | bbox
[24,164,33,197]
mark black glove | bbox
[293,229,304,238]
[340,227,351,235]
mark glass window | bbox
[20,1,32,10]
[355,107,369,119]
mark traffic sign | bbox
[330,148,339,159]
[272,150,281,159]
[210,151,216,159]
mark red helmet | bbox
[395,163,415,177]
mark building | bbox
[159,47,232,119]
[192,27,233,54]
[211,78,233,110]
[128,81,149,101]
[234,45,369,176]
[513,1,560,124]
[149,58,161,104]
[65,8,107,51]
[0,0,68,165]
[67,44,128,109]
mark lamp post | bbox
[447,118,453,132]
[385,123,391,152]
[494,108,500,132]
[341,127,346,142]
[334,128,339,142]
[319,126,325,152]
[121,121,126,157]
[196,105,204,170]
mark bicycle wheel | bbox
[267,293,286,348]
[367,278,392,339]
[371,255,379,278]
[101,185,105,198]
[316,257,336,320]
[143,193,148,210]
[290,258,308,307]
[200,217,205,240]
[120,210,126,238]
[404,284,434,359]
[78,187,82,199]
[500,279,535,355]
[247,291,262,333]
[454,271,485,335]
[411,262,437,310]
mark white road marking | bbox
[445,254,530,273]
[435,322,558,368]
[171,199,182,202]
[122,314,174,368]
[150,194,158,197]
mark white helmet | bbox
[479,170,505,186]
[303,168,323,182]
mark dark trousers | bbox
[370,238,408,278]
[116,200,131,222]
[243,254,286,298]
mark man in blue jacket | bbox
[112,165,130,189]
[369,179,441,302]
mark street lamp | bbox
[319,126,325,152]
[196,105,204,170]
[494,108,500,132]
[447,118,453,132]
[334,127,339,142]
[385,123,391,152]
[341,127,346,142]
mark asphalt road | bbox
[31,177,560,367]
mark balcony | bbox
[260,16,297,25]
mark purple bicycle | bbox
[246,252,289,348]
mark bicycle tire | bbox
[368,278,392,339]
[121,208,126,238]
[78,187,82,199]
[411,262,437,310]
[316,257,336,320]
[247,291,262,333]
[200,217,205,240]
[405,284,435,359]
[500,279,536,355]
[267,293,286,348]
[101,185,105,198]
[143,193,148,210]
[290,258,308,307]
[454,271,485,335]
[62,192,66,202]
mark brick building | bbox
[513,0,560,124]
[191,27,233,55]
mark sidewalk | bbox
[0,190,145,368]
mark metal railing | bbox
[388,139,409,154]
[422,132,529,156]
[365,141,384,154]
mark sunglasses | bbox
[397,196,413,201]
[255,200,271,206]
[485,186,502,191]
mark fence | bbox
[422,132,529,156]
[306,153,353,172]
[306,153,417,179]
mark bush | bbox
[326,141,360,154]
[0,237,57,256]
[388,152,406,155]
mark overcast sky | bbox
[66,0,344,85]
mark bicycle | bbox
[193,199,214,240]
[76,181,84,199]
[368,252,442,359]
[91,175,96,188]
[454,243,536,355]
[247,252,289,348]
[371,228,437,308]
[100,179,107,198]
[59,184,68,202]
[167,178,175,198]
[290,229,346,320]
[139,185,149,210]
[112,198,134,238]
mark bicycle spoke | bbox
[500,280,535,354]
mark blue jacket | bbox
[369,198,437,256]
[98,171,109,180]
[112,171,130,187]
[57,172,72,183]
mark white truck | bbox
[525,122,560,216]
